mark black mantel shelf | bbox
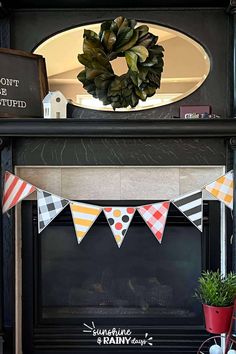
[0,118,236,138]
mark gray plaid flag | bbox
[37,190,69,233]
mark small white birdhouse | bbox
[43,91,67,119]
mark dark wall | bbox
[9,8,231,119]
[0,6,234,354]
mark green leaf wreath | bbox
[77,17,164,110]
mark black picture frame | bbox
[0,48,48,118]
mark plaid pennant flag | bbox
[2,171,36,213]
[138,202,170,243]
[70,202,102,244]
[172,190,203,231]
[37,190,69,233]
[103,207,136,247]
[205,170,233,210]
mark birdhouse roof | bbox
[43,91,68,104]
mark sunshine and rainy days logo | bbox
[83,321,153,346]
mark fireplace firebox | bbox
[22,199,221,354]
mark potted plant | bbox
[195,270,236,334]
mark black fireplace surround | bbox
[1,2,236,354]
[0,126,234,354]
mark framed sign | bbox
[0,48,48,118]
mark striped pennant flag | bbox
[205,170,233,210]
[172,190,203,232]
[70,202,102,244]
[103,207,136,247]
[2,171,36,213]
[138,202,170,243]
[37,190,69,233]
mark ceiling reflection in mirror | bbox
[34,22,210,111]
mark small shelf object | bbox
[43,91,67,119]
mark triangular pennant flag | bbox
[70,202,102,244]
[205,170,233,209]
[103,207,136,247]
[2,171,36,213]
[172,190,203,231]
[138,202,170,243]
[37,190,69,233]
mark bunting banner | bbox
[103,207,136,247]
[37,190,69,233]
[137,202,170,243]
[205,170,233,210]
[70,202,102,244]
[2,171,36,213]
[1,170,235,246]
[172,190,203,231]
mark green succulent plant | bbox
[195,270,236,307]
[77,17,164,110]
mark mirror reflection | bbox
[34,22,210,111]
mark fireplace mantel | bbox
[0,118,236,138]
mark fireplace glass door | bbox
[22,200,220,354]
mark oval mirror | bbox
[34,22,210,111]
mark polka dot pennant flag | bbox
[103,207,136,247]
[205,170,233,210]
[70,202,102,244]
[137,202,170,243]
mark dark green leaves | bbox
[125,51,138,72]
[83,29,103,52]
[136,25,149,37]
[116,30,139,53]
[130,45,148,62]
[101,30,116,53]
[137,32,157,48]
[114,28,134,51]
[77,17,165,110]
[115,16,137,32]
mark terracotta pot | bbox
[203,303,233,334]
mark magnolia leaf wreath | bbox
[77,17,164,110]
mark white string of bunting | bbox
[2,170,234,248]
